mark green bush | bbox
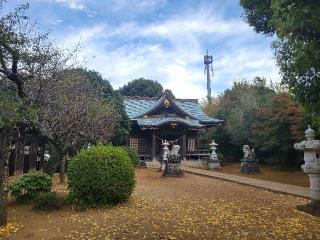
[121,146,140,166]
[33,192,61,211]
[67,145,135,207]
[9,172,52,202]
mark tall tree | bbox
[201,78,275,161]
[37,70,117,183]
[119,78,163,97]
[240,0,320,130]
[252,92,305,167]
[0,0,77,224]
[0,88,22,226]
[68,68,130,146]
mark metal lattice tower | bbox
[204,49,214,102]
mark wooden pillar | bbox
[182,134,186,160]
[152,133,156,161]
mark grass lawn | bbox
[2,168,320,240]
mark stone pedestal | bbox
[240,145,259,173]
[163,162,183,177]
[208,140,221,170]
[294,125,320,216]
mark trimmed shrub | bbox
[121,146,139,166]
[33,192,61,211]
[67,145,135,207]
[9,172,52,202]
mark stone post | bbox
[208,140,221,169]
[294,125,320,216]
[240,145,259,173]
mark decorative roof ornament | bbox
[164,98,170,108]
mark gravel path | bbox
[4,169,320,240]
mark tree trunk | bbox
[59,157,65,184]
[16,127,26,175]
[38,144,45,171]
[30,134,38,171]
[0,128,9,226]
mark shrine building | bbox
[124,92,222,160]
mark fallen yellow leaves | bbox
[0,223,21,237]
[5,169,320,239]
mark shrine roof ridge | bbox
[123,95,199,103]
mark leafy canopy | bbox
[73,68,131,146]
[119,78,163,97]
[240,0,320,130]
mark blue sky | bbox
[7,0,280,99]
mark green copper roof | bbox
[123,94,222,128]
[136,117,204,128]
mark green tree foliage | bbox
[163,89,175,99]
[201,78,275,161]
[38,70,117,182]
[240,0,274,35]
[9,172,52,202]
[119,78,163,97]
[202,79,306,167]
[240,0,320,130]
[121,146,140,166]
[67,145,135,208]
[33,192,61,211]
[68,68,130,145]
[252,92,305,167]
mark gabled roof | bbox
[123,93,222,128]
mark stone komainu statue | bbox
[169,145,180,162]
[240,145,259,173]
[163,144,183,177]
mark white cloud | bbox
[46,18,63,25]
[55,0,85,10]
[111,0,166,13]
[59,8,280,99]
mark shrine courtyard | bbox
[3,168,320,240]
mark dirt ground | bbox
[2,168,320,240]
[218,163,309,187]
[184,162,309,187]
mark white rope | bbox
[155,135,182,145]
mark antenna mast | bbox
[204,49,214,102]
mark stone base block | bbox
[208,160,221,170]
[138,160,147,168]
[297,200,320,217]
[163,163,183,177]
[240,161,259,173]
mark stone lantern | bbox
[294,125,320,216]
[161,140,170,171]
[208,140,221,169]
